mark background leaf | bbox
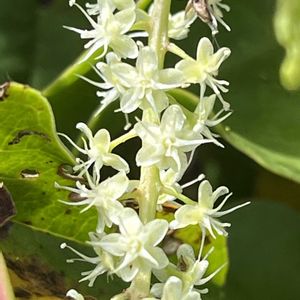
[274,0,300,90]
[0,82,96,242]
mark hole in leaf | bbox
[8,130,51,145]
[20,169,40,179]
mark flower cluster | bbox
[58,1,248,299]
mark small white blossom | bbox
[152,244,222,300]
[79,52,123,115]
[61,232,115,287]
[56,171,129,233]
[66,289,84,300]
[155,276,201,300]
[157,169,182,211]
[59,122,129,180]
[66,1,138,62]
[99,208,169,282]
[135,105,212,176]
[110,46,184,114]
[168,10,197,40]
[208,0,231,33]
[170,180,250,238]
[148,5,196,41]
[186,0,230,35]
[175,37,231,110]
[192,94,232,146]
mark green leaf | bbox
[224,201,300,299]
[0,82,96,242]
[0,222,125,299]
[274,0,300,90]
[219,0,300,184]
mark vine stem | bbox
[128,0,172,299]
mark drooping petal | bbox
[103,153,129,173]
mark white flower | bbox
[192,94,232,146]
[170,180,250,238]
[156,276,201,300]
[61,232,116,287]
[153,244,222,300]
[66,1,138,62]
[207,0,231,33]
[168,10,197,40]
[135,105,212,176]
[157,169,182,211]
[175,37,231,110]
[99,208,169,282]
[148,5,196,41]
[186,0,230,35]
[109,46,184,114]
[66,289,84,300]
[59,122,129,180]
[79,52,123,115]
[56,171,129,233]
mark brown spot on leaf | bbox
[8,130,51,145]
[0,82,10,100]
[14,287,32,298]
[64,209,72,215]
[6,256,67,297]
[0,183,16,227]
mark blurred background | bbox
[0,0,300,299]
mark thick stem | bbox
[148,0,171,68]
[129,0,172,299]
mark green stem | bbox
[129,0,172,298]
[136,0,152,10]
[161,187,195,205]
[109,130,137,151]
[168,42,192,60]
[148,0,171,68]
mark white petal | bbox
[100,233,126,256]
[144,219,169,246]
[103,153,129,173]
[115,8,136,33]
[172,205,201,229]
[156,69,184,89]
[198,180,213,208]
[94,128,110,153]
[136,46,158,77]
[162,277,182,300]
[118,208,143,236]
[161,105,185,134]
[111,35,138,59]
[196,37,214,62]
